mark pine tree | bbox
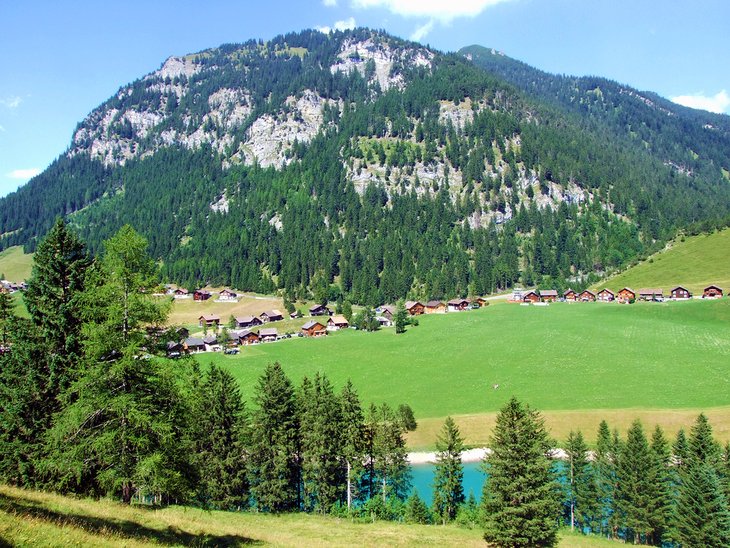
[340,380,364,511]
[564,430,598,533]
[46,226,193,503]
[615,420,654,543]
[366,403,410,502]
[675,414,730,547]
[248,362,300,512]
[482,397,560,547]
[394,299,407,334]
[432,416,464,523]
[404,489,431,524]
[0,291,13,347]
[194,365,249,510]
[593,420,618,538]
[647,425,674,546]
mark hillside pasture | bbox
[203,299,730,447]
[593,228,730,295]
[0,245,33,282]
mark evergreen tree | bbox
[366,403,410,502]
[593,420,618,538]
[193,364,249,510]
[340,380,364,511]
[404,490,431,524]
[0,291,13,347]
[675,414,730,547]
[248,362,300,512]
[299,372,343,512]
[394,299,408,334]
[564,430,598,532]
[615,420,654,543]
[432,416,465,523]
[482,397,560,547]
[647,425,674,546]
[46,226,192,503]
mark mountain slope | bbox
[591,227,730,294]
[0,29,728,303]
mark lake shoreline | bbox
[407,447,489,465]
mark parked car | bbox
[224,348,239,355]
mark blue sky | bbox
[1,0,728,197]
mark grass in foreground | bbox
[0,484,619,547]
[592,228,730,295]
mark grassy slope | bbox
[202,299,730,447]
[0,484,618,547]
[592,228,730,295]
[0,246,33,282]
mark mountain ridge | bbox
[0,28,728,303]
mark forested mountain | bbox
[1,29,729,303]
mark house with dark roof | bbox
[259,310,284,323]
[218,289,238,301]
[309,304,333,316]
[670,286,692,300]
[523,290,540,303]
[638,288,664,301]
[616,288,636,303]
[184,337,206,353]
[235,315,263,329]
[703,285,723,298]
[194,289,212,301]
[447,298,470,312]
[259,327,278,342]
[563,289,578,301]
[597,289,615,302]
[238,330,260,345]
[301,321,327,337]
[404,301,425,315]
[539,289,558,302]
[579,290,596,302]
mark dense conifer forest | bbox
[1,29,729,304]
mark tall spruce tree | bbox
[193,364,249,510]
[46,226,193,503]
[339,380,364,511]
[594,420,618,538]
[615,420,654,543]
[432,416,465,523]
[564,430,598,533]
[366,403,410,502]
[299,372,343,512]
[675,414,730,547]
[248,362,300,512]
[647,425,674,546]
[482,397,560,547]
[24,218,89,394]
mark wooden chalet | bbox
[173,288,190,299]
[616,288,636,304]
[327,315,349,331]
[379,305,397,320]
[472,297,488,307]
[563,289,578,301]
[597,289,615,302]
[235,315,263,329]
[540,289,559,302]
[522,290,540,303]
[447,298,470,312]
[301,321,327,337]
[404,301,425,315]
[703,285,724,298]
[259,310,284,323]
[259,327,278,342]
[238,330,260,345]
[184,337,205,353]
[203,334,219,351]
[638,288,664,301]
[198,314,220,327]
[670,286,692,300]
[579,290,596,302]
[218,289,238,301]
[166,341,183,357]
[309,304,333,316]
[193,289,212,301]
[376,315,393,327]
[425,300,446,314]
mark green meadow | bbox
[203,299,730,446]
[593,227,730,295]
[0,245,33,282]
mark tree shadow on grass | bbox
[0,491,260,546]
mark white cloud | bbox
[7,168,41,180]
[317,17,357,34]
[670,90,730,114]
[351,0,513,23]
[0,96,22,109]
[410,19,434,41]
[323,0,338,6]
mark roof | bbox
[184,337,205,347]
[174,288,189,294]
[425,300,444,307]
[309,304,329,312]
[523,290,539,297]
[301,321,324,330]
[563,289,577,295]
[199,314,220,321]
[704,285,723,291]
[238,329,258,338]
[329,315,349,325]
[539,290,558,297]
[259,328,278,337]
[597,288,615,295]
[404,301,423,309]
[195,289,211,295]
[580,289,596,296]
[380,305,396,315]
[447,298,469,305]
[671,285,690,292]
[638,288,663,295]
[619,287,636,294]
[219,289,237,295]
[236,315,258,323]
[203,335,218,345]
[261,310,283,318]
